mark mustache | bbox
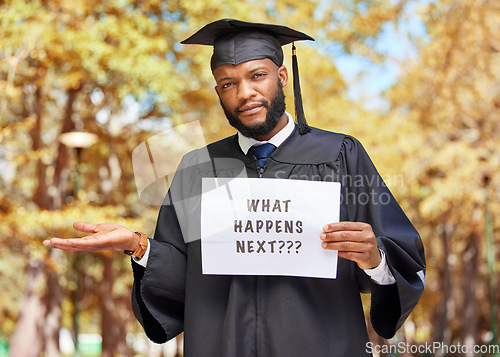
[235,99,269,113]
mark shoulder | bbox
[274,125,351,164]
[337,134,371,160]
[177,134,250,174]
[307,128,369,162]
[304,126,346,144]
[180,134,239,163]
[206,134,242,157]
[207,134,238,148]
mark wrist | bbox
[124,232,148,259]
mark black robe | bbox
[131,126,426,357]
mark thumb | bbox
[73,221,98,234]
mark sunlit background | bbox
[0,0,499,356]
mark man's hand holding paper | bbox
[320,222,382,270]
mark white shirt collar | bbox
[238,112,295,154]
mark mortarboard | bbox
[181,19,315,135]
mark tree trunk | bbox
[9,259,45,357]
[460,231,480,357]
[431,222,454,356]
[43,250,63,357]
[30,85,51,210]
[53,87,79,209]
[101,253,119,357]
[116,295,134,357]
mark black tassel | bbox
[292,43,311,135]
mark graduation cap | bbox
[181,19,314,134]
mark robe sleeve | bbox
[131,151,201,343]
[337,136,426,339]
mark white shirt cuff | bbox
[363,249,396,285]
[132,238,150,267]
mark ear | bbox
[214,85,220,98]
[278,66,288,87]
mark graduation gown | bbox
[131,126,426,357]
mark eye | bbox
[253,73,265,79]
[221,82,233,89]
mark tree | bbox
[384,0,500,352]
[0,0,428,355]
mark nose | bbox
[237,80,257,102]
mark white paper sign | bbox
[201,178,341,279]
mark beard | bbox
[220,80,286,138]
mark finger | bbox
[43,238,66,248]
[73,221,99,234]
[43,238,85,251]
[323,222,369,233]
[320,230,374,243]
[321,242,372,263]
[321,240,374,253]
[43,237,102,251]
[42,239,52,247]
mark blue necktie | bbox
[249,143,276,169]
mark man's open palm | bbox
[43,222,138,252]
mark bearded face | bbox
[220,78,286,138]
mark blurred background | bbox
[0,0,498,356]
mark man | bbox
[44,19,425,356]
